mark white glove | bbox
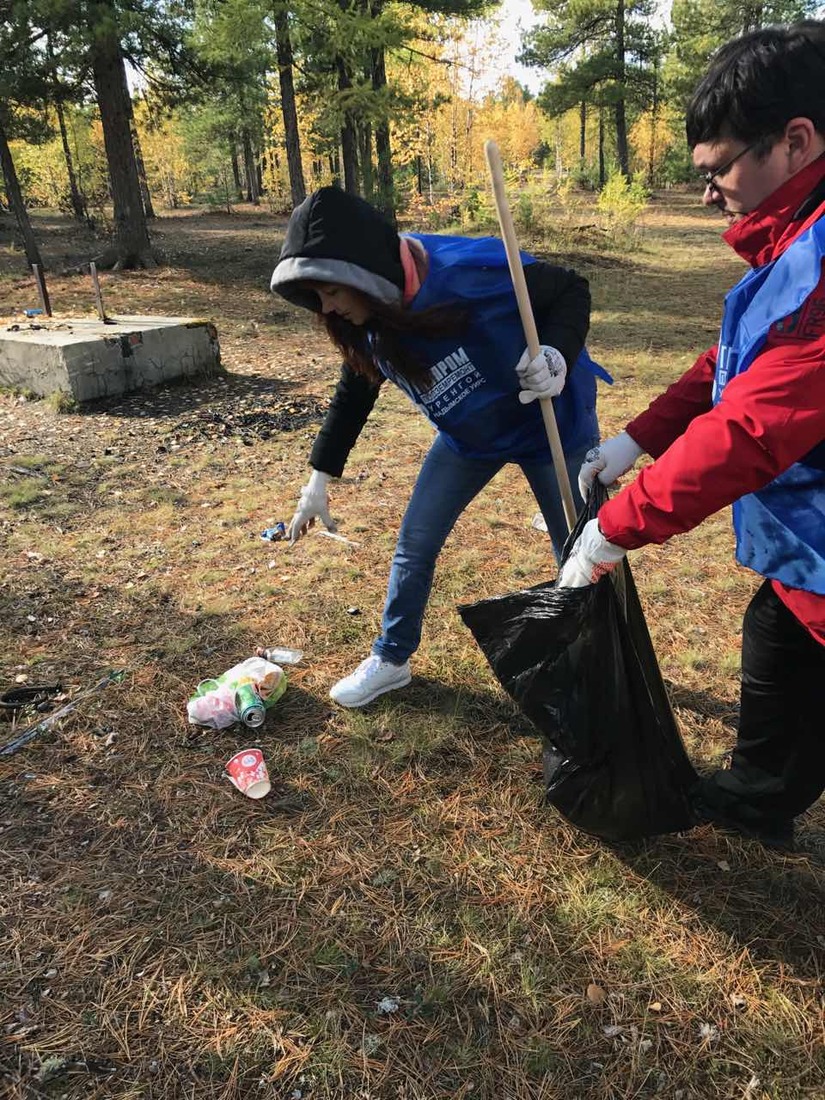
[577,431,644,499]
[287,469,336,544]
[557,518,627,588]
[515,345,567,404]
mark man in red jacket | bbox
[560,22,825,850]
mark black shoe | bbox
[690,793,795,852]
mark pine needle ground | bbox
[0,199,823,1099]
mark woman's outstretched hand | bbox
[287,469,336,544]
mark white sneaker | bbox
[329,655,412,708]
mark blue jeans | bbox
[372,432,594,665]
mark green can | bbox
[235,683,266,728]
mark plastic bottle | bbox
[257,646,303,665]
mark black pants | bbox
[698,581,825,827]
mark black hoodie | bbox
[271,188,404,313]
[270,187,591,477]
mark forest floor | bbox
[0,198,823,1099]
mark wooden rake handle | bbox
[484,140,577,533]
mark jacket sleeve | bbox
[599,324,825,550]
[309,362,384,478]
[523,261,590,368]
[625,347,717,457]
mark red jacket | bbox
[599,156,825,645]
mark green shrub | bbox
[464,187,481,223]
[515,191,534,234]
[45,390,78,413]
[597,170,650,245]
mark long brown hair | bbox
[322,296,469,389]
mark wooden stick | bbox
[484,140,577,532]
[90,261,107,322]
[31,264,52,317]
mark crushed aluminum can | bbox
[234,684,266,727]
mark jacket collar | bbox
[723,154,825,268]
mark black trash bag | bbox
[458,484,697,842]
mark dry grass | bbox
[0,199,823,1100]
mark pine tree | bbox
[0,0,57,268]
[520,0,657,178]
[667,0,819,104]
[273,3,305,206]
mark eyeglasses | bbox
[698,142,759,193]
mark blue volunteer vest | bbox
[713,216,825,593]
[374,234,610,461]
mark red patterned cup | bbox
[225,747,271,799]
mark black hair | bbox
[686,21,825,149]
[322,297,469,390]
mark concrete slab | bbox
[0,315,222,402]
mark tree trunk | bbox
[371,35,395,220]
[336,57,359,194]
[132,125,155,218]
[242,129,260,204]
[231,147,243,198]
[450,91,459,192]
[0,116,44,269]
[614,100,629,178]
[374,117,394,222]
[426,116,434,203]
[598,108,606,186]
[579,100,586,164]
[274,5,306,207]
[555,118,563,175]
[359,113,373,201]
[647,65,659,186]
[55,97,87,223]
[120,69,155,219]
[89,14,155,269]
[47,38,87,224]
[614,0,630,178]
[365,0,393,218]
